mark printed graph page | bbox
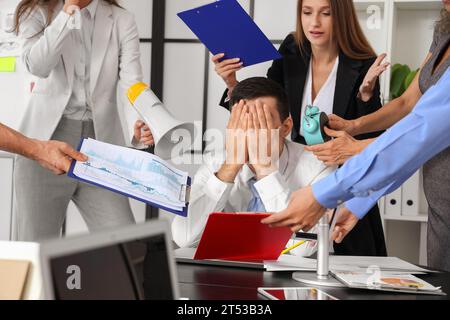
[73,138,188,211]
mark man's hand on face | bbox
[247,100,280,180]
[216,100,249,183]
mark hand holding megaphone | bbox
[133,120,154,146]
[128,83,196,159]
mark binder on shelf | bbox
[378,196,386,217]
[401,168,428,217]
[384,186,402,217]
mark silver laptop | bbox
[40,220,180,300]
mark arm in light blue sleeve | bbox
[312,68,450,214]
[344,166,418,218]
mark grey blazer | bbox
[18,0,143,146]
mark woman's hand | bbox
[211,53,243,92]
[305,127,371,166]
[134,120,154,146]
[327,114,359,136]
[359,53,390,102]
[64,0,91,14]
[331,207,359,243]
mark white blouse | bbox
[299,57,339,137]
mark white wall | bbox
[0,0,31,129]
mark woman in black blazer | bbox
[213,0,389,256]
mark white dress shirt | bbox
[63,0,98,121]
[299,57,339,136]
[172,139,336,256]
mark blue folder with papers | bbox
[177,0,281,67]
[67,138,191,217]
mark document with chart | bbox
[68,138,190,216]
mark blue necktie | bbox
[247,178,267,212]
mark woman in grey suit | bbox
[12,0,153,240]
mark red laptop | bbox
[193,212,293,261]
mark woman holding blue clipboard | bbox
[213,0,388,257]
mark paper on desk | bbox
[264,255,433,274]
[332,271,445,295]
[328,256,435,273]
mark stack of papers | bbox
[69,138,190,216]
[264,255,435,274]
[332,271,445,296]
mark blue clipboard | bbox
[67,139,190,217]
[177,0,281,67]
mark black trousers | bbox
[333,204,387,256]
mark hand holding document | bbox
[68,138,190,216]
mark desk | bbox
[177,263,450,300]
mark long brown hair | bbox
[13,0,121,35]
[436,8,450,34]
[294,0,376,60]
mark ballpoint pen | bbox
[281,240,308,255]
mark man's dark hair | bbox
[230,77,290,121]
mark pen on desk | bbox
[281,240,307,255]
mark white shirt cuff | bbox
[253,171,287,204]
[203,172,233,203]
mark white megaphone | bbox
[127,82,196,159]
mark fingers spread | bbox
[374,53,387,66]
